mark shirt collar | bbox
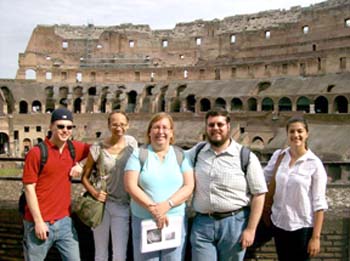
[286,147,318,162]
[202,139,240,156]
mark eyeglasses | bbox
[151,126,171,132]
[111,123,127,129]
[56,124,74,130]
[207,122,227,128]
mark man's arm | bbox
[240,193,265,249]
[24,183,49,240]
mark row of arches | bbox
[15,94,350,115]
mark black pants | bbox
[273,225,313,261]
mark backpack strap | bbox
[193,142,251,176]
[36,140,76,175]
[193,141,207,167]
[36,142,48,175]
[139,144,184,171]
[66,140,76,162]
[172,145,184,166]
[240,146,251,175]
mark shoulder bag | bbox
[73,145,106,228]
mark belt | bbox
[197,207,246,220]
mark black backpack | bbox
[18,140,76,216]
[193,141,251,174]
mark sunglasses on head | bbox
[56,124,74,130]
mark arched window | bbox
[296,96,310,112]
[231,98,243,111]
[333,95,348,113]
[32,100,42,113]
[19,101,28,114]
[247,98,257,111]
[262,97,274,111]
[314,96,328,113]
[200,98,211,112]
[186,95,196,112]
[25,69,36,80]
[214,98,226,110]
[126,90,137,113]
[278,97,292,111]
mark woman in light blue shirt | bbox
[124,112,194,261]
[264,116,328,261]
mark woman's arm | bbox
[124,170,156,210]
[308,210,324,257]
[81,152,107,202]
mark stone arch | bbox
[247,97,257,111]
[231,98,243,111]
[315,96,328,113]
[214,98,226,110]
[252,136,264,149]
[200,98,211,112]
[25,69,36,80]
[278,97,292,111]
[86,86,97,113]
[157,86,168,112]
[0,132,9,155]
[296,96,310,112]
[141,85,154,113]
[186,95,196,112]
[100,87,109,113]
[1,86,15,114]
[113,90,123,111]
[19,100,28,114]
[32,100,42,113]
[170,98,181,112]
[261,97,274,111]
[73,98,82,113]
[45,86,55,113]
[59,86,69,98]
[333,95,348,113]
[73,86,83,96]
[126,90,137,113]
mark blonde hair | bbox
[146,112,175,144]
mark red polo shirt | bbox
[22,138,90,222]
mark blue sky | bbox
[0,0,324,79]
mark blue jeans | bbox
[190,208,249,261]
[131,215,187,261]
[23,216,80,261]
[93,200,130,261]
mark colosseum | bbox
[0,0,350,182]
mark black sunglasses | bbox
[56,124,74,130]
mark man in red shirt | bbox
[22,108,90,260]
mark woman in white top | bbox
[264,116,328,261]
[81,111,138,261]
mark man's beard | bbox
[206,133,230,147]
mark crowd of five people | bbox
[21,108,328,261]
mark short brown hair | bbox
[146,112,175,144]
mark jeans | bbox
[273,225,313,261]
[131,215,187,261]
[23,216,80,261]
[190,208,249,261]
[93,200,130,261]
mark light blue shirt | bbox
[125,145,192,219]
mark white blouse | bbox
[264,148,328,231]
